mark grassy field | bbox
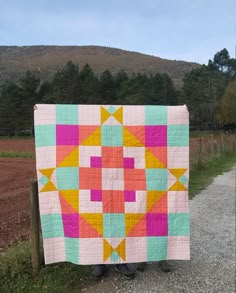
[0,151,35,158]
[1,151,235,292]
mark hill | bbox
[0,45,200,87]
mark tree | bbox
[0,82,21,135]
[52,61,81,103]
[98,70,117,104]
[18,71,40,131]
[217,79,236,124]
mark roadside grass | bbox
[0,151,35,158]
[0,242,89,292]
[189,152,236,199]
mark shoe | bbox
[91,265,107,280]
[136,262,147,272]
[159,261,171,273]
[115,264,136,280]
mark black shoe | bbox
[136,262,147,272]
[91,265,107,280]
[159,261,171,273]
[115,264,136,280]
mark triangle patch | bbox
[113,107,123,124]
[39,168,55,179]
[80,213,103,236]
[101,107,111,124]
[148,193,167,213]
[79,126,99,144]
[147,147,167,167]
[146,191,166,212]
[57,147,79,167]
[145,149,165,168]
[125,213,145,235]
[81,127,101,146]
[169,168,187,179]
[79,215,102,238]
[59,190,79,211]
[123,127,143,147]
[40,180,57,192]
[59,194,78,214]
[128,215,147,237]
[169,181,187,191]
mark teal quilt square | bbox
[56,105,78,125]
[65,237,79,263]
[101,125,123,146]
[145,106,167,125]
[168,213,190,236]
[147,236,168,261]
[146,168,167,190]
[35,125,56,147]
[56,167,79,190]
[168,125,189,146]
[103,213,125,237]
[41,214,64,238]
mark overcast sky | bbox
[0,0,235,64]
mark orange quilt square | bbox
[103,190,124,213]
[124,169,146,190]
[79,167,102,190]
[102,147,123,168]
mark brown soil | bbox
[0,157,36,248]
[0,138,35,153]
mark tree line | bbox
[0,48,235,135]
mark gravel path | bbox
[84,167,236,293]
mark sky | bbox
[0,0,235,64]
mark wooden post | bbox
[30,179,40,275]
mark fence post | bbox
[30,179,40,275]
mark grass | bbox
[0,242,89,293]
[189,152,236,199]
[0,152,35,158]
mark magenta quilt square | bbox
[90,156,102,168]
[62,214,79,238]
[91,190,102,201]
[145,126,167,146]
[56,125,79,145]
[124,190,136,202]
[124,158,135,168]
[146,213,168,236]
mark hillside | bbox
[0,45,200,87]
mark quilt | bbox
[34,104,190,265]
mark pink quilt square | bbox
[56,125,79,145]
[145,126,167,146]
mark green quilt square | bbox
[168,125,189,146]
[101,125,123,146]
[168,213,190,236]
[56,105,78,125]
[146,168,167,190]
[65,237,79,263]
[147,236,168,261]
[41,214,64,238]
[103,213,125,237]
[35,125,56,147]
[145,106,167,125]
[56,167,79,190]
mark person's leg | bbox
[136,262,147,272]
[159,260,171,272]
[91,264,107,280]
[137,261,171,273]
[115,263,136,279]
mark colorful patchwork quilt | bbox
[34,104,190,265]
